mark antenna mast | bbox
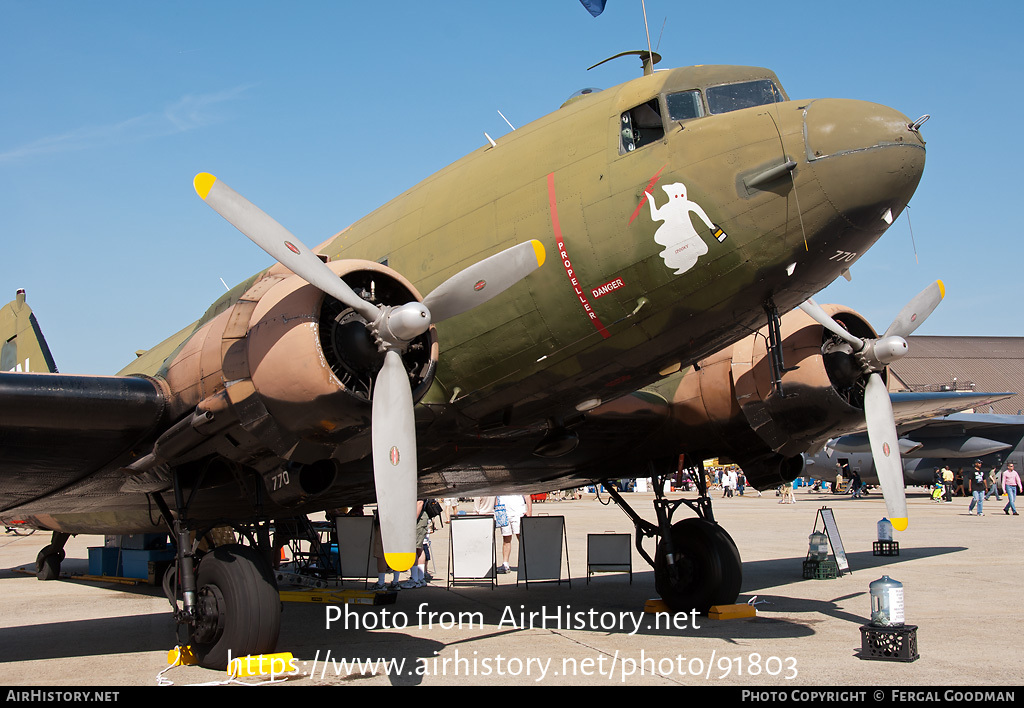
[641,0,654,67]
[585,1,663,76]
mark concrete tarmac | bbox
[0,487,1020,687]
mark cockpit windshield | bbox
[666,90,704,121]
[706,79,782,115]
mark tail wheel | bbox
[654,518,742,614]
[190,544,281,670]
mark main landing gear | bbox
[35,531,71,581]
[187,542,281,669]
[603,458,741,614]
[152,465,281,670]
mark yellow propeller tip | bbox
[385,552,416,572]
[936,279,945,299]
[531,239,546,268]
[194,173,217,200]
[891,517,909,532]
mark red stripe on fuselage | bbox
[628,165,668,225]
[547,173,610,339]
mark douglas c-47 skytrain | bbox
[0,54,927,668]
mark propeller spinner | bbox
[194,173,545,570]
[799,280,945,531]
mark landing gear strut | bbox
[604,457,741,613]
[35,531,70,581]
[153,463,281,670]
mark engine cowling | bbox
[156,260,438,503]
[669,305,884,489]
[244,261,437,437]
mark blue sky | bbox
[2,1,1022,375]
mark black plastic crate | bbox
[802,559,838,579]
[873,540,900,556]
[858,624,919,662]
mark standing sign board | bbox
[586,533,632,583]
[816,507,850,574]
[518,516,570,586]
[448,515,497,588]
[334,515,376,580]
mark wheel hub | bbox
[192,584,226,644]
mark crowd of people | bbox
[934,459,1020,516]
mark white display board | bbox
[518,516,569,585]
[334,515,376,579]
[818,507,850,574]
[448,515,496,587]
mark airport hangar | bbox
[890,336,1024,414]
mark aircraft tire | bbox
[654,518,740,614]
[35,545,64,581]
[709,523,743,605]
[190,543,281,670]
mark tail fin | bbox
[0,289,58,373]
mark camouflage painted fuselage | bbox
[1,65,926,531]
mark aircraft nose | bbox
[803,99,926,228]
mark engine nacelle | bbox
[670,305,883,488]
[738,453,807,491]
[245,261,437,438]
[158,260,438,499]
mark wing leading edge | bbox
[0,372,167,513]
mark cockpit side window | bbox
[620,98,665,154]
[706,79,782,115]
[666,90,704,122]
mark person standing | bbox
[1002,463,1021,516]
[941,464,954,503]
[985,465,1001,501]
[400,500,430,588]
[968,460,987,516]
[851,472,864,499]
[473,496,495,514]
[370,512,402,591]
[495,494,532,574]
[954,468,966,498]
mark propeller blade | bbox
[371,349,418,572]
[194,173,379,324]
[423,240,546,323]
[799,298,864,349]
[864,372,909,531]
[883,279,945,339]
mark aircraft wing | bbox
[806,390,1012,454]
[0,372,166,513]
[888,390,1013,428]
[829,403,1024,460]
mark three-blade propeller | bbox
[194,173,545,570]
[799,280,945,531]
